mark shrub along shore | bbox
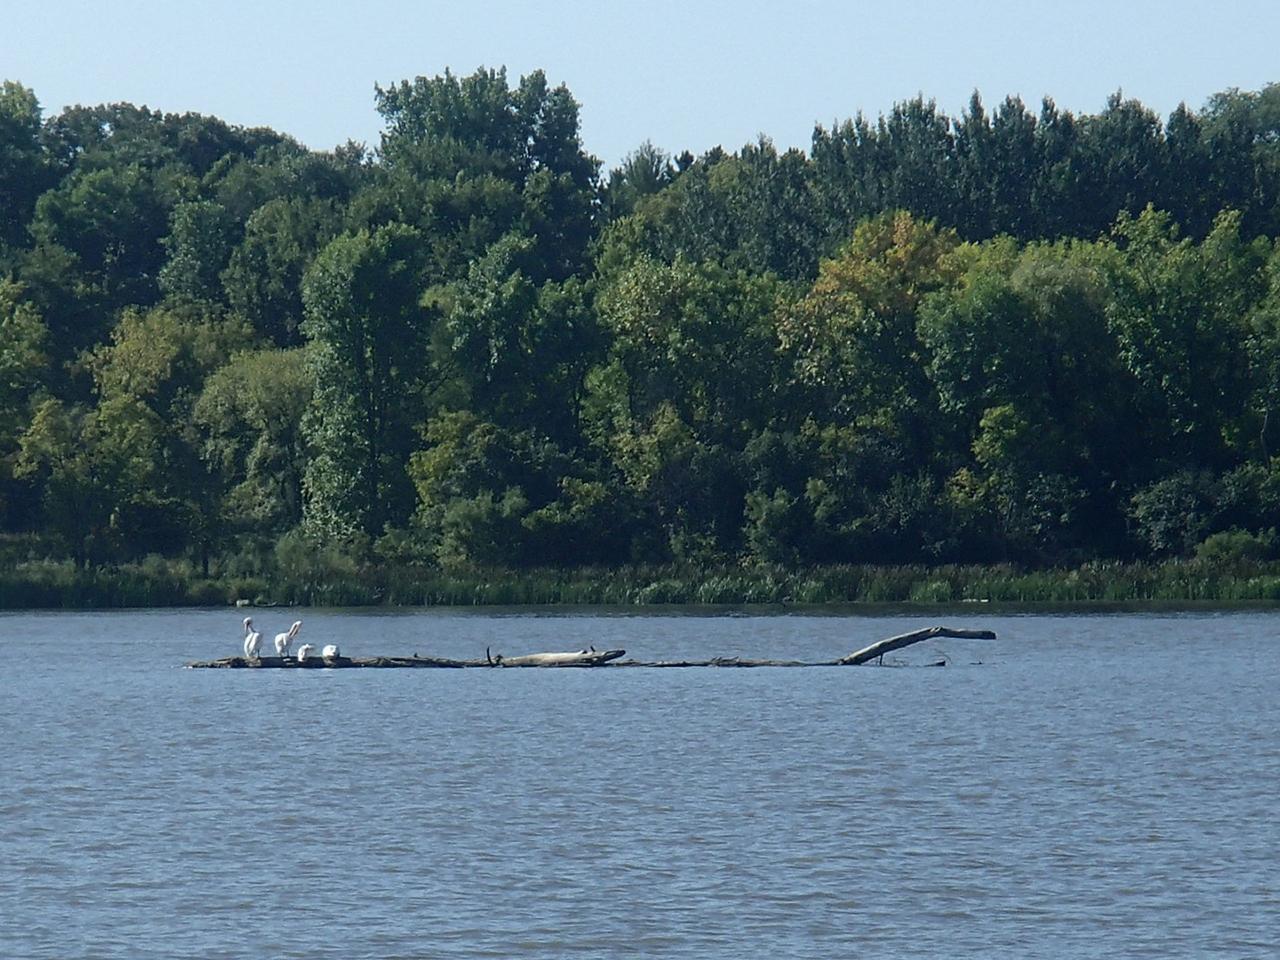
[3,557,1280,609]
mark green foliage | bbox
[440,233,601,439]
[0,282,47,526]
[30,162,175,314]
[0,81,51,248]
[1104,207,1269,469]
[594,255,785,440]
[271,527,375,605]
[602,141,674,220]
[744,487,810,565]
[0,280,47,414]
[408,410,631,567]
[29,303,253,566]
[370,67,598,281]
[1129,470,1220,557]
[7,73,1280,588]
[193,347,311,537]
[159,200,236,302]
[1194,529,1274,568]
[301,224,427,538]
[779,211,960,428]
[221,197,343,345]
[14,397,154,565]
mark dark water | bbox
[2,608,1277,958]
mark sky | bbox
[5,0,1279,170]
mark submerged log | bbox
[189,654,479,669]
[187,649,626,669]
[188,626,994,670]
[612,656,817,668]
[838,626,996,666]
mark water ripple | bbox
[1,608,1278,958]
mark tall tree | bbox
[602,140,675,221]
[193,347,311,539]
[301,224,428,538]
[1104,207,1268,473]
[221,196,343,345]
[370,67,599,282]
[0,81,51,251]
[159,200,236,302]
[82,302,251,567]
[1200,85,1280,238]
[920,239,1131,557]
[587,255,786,556]
[1062,92,1167,238]
[1162,103,1214,237]
[778,210,960,440]
[0,280,48,529]
[440,232,600,443]
[876,97,959,226]
[28,163,174,322]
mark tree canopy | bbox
[4,70,1280,576]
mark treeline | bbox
[3,69,1280,590]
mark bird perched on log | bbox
[321,643,340,659]
[274,620,302,658]
[242,617,262,660]
[295,643,315,662]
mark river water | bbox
[1,608,1277,958]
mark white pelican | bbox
[295,643,315,662]
[274,620,302,658]
[321,643,341,659]
[242,617,262,659]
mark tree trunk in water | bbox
[838,626,996,665]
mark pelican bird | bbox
[321,643,341,659]
[295,643,315,662]
[242,617,262,660]
[274,620,302,658]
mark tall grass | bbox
[3,554,1280,609]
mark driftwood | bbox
[189,650,628,669]
[611,656,817,668]
[188,625,994,670]
[189,655,474,669]
[486,646,626,667]
[837,626,996,666]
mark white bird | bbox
[274,620,302,658]
[295,643,315,662]
[321,643,341,659]
[242,617,262,659]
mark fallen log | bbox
[187,649,627,669]
[189,654,479,669]
[486,647,626,667]
[612,656,817,668]
[837,626,996,666]
[188,626,994,670]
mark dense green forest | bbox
[4,69,1280,603]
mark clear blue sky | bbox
[5,0,1278,169]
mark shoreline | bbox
[4,559,1280,611]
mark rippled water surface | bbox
[2,608,1278,958]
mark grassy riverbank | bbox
[4,555,1280,609]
